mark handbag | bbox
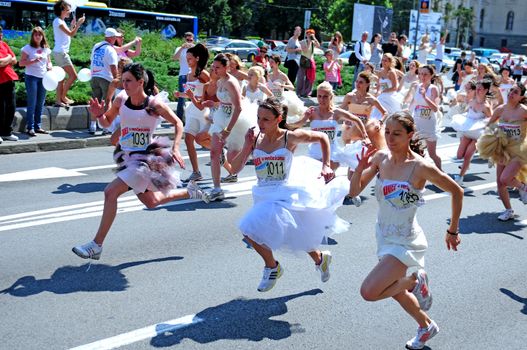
[300,55,312,69]
[349,41,362,66]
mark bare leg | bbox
[307,250,322,264]
[496,164,512,210]
[62,65,78,104]
[459,139,477,177]
[243,235,277,268]
[210,134,223,188]
[426,140,442,170]
[137,187,190,209]
[456,136,470,159]
[93,178,131,245]
[195,132,211,149]
[360,255,429,327]
[56,80,64,105]
[185,133,200,173]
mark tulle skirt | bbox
[282,90,307,125]
[476,125,527,182]
[376,91,403,116]
[184,103,210,135]
[209,99,259,151]
[239,156,350,252]
[114,136,181,195]
[451,113,487,140]
[334,140,363,170]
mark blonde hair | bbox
[317,81,335,109]
[248,66,264,80]
[382,53,395,68]
[225,53,244,70]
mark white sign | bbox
[304,10,311,29]
[408,10,442,45]
[352,4,375,42]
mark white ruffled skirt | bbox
[451,113,487,140]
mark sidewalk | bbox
[0,96,341,155]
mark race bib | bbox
[272,88,283,100]
[499,123,522,141]
[313,126,337,141]
[380,82,389,91]
[183,83,196,93]
[120,127,151,151]
[416,105,433,120]
[356,114,369,123]
[383,182,421,209]
[220,104,233,116]
[254,156,286,182]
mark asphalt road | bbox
[0,131,526,350]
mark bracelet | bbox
[446,229,459,236]
[223,128,231,133]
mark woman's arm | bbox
[280,72,295,90]
[287,107,313,129]
[350,148,381,196]
[487,105,502,125]
[18,51,35,67]
[288,129,334,182]
[385,70,399,92]
[230,127,257,174]
[335,109,368,139]
[421,85,439,112]
[220,79,242,140]
[152,100,185,168]
[258,83,274,97]
[58,15,85,37]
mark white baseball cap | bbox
[104,28,122,38]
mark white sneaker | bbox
[519,187,527,204]
[3,134,18,141]
[412,269,433,311]
[351,196,362,207]
[72,240,102,260]
[316,251,332,282]
[203,189,225,202]
[186,180,206,202]
[453,174,464,186]
[498,209,515,221]
[405,320,439,349]
[257,262,283,292]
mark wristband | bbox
[446,229,459,236]
[223,128,231,133]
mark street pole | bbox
[412,7,421,59]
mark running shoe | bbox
[3,134,18,141]
[203,189,225,202]
[221,174,238,183]
[519,187,527,204]
[453,174,464,186]
[412,269,433,311]
[186,180,206,202]
[316,251,332,282]
[185,171,203,182]
[72,240,102,260]
[351,196,362,207]
[405,320,439,350]
[498,209,515,221]
[257,262,283,292]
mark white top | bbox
[119,97,160,152]
[418,44,429,65]
[354,40,371,62]
[268,78,285,100]
[435,43,444,60]
[22,45,51,78]
[184,80,204,98]
[53,18,70,53]
[175,46,190,76]
[90,41,118,82]
[245,85,265,104]
[253,147,293,186]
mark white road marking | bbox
[69,314,202,350]
[0,167,86,183]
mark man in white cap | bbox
[89,28,119,134]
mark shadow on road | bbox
[53,182,108,194]
[150,289,322,347]
[0,256,182,297]
[500,288,527,315]
[459,212,525,239]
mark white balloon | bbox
[77,68,92,82]
[42,71,59,91]
[51,66,66,81]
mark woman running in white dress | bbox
[242,66,273,104]
[350,111,463,350]
[230,97,350,292]
[409,65,442,170]
[72,63,205,260]
[451,79,492,185]
[375,53,402,116]
[498,67,515,104]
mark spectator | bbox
[417,34,431,65]
[433,30,447,74]
[501,53,514,69]
[52,0,85,107]
[285,26,302,85]
[296,28,320,98]
[452,51,467,90]
[467,51,479,69]
[398,34,411,63]
[328,31,344,57]
[115,28,142,60]
[89,28,119,134]
[512,57,523,83]
[370,33,383,70]
[323,50,341,91]
[353,31,371,86]
[382,32,398,56]
[0,26,19,143]
[253,45,270,71]
[172,31,194,122]
[19,26,52,136]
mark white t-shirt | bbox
[53,18,71,53]
[175,46,190,76]
[435,43,444,60]
[90,41,118,82]
[22,45,51,78]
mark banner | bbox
[352,3,393,42]
[408,10,442,45]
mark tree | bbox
[453,7,474,48]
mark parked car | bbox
[269,45,287,62]
[207,39,260,62]
[205,36,230,47]
[444,46,461,55]
[471,48,500,58]
[264,40,286,50]
[338,51,352,65]
[426,53,455,72]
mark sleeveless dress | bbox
[412,84,440,142]
[239,132,350,252]
[375,173,427,268]
[451,106,488,140]
[499,83,513,104]
[477,119,527,182]
[184,79,210,136]
[245,85,265,104]
[338,102,371,170]
[114,96,181,194]
[268,77,306,124]
[209,86,258,151]
[376,78,402,115]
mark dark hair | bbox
[386,111,425,156]
[270,54,281,65]
[464,61,474,68]
[258,97,290,129]
[482,73,500,88]
[371,33,382,44]
[499,66,511,75]
[398,34,407,41]
[187,43,209,79]
[30,27,48,48]
[476,79,492,97]
[122,63,148,84]
[515,82,526,96]
[53,0,70,17]
[394,56,404,72]
[465,79,477,91]
[357,71,371,92]
[214,53,229,67]
[144,69,157,96]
